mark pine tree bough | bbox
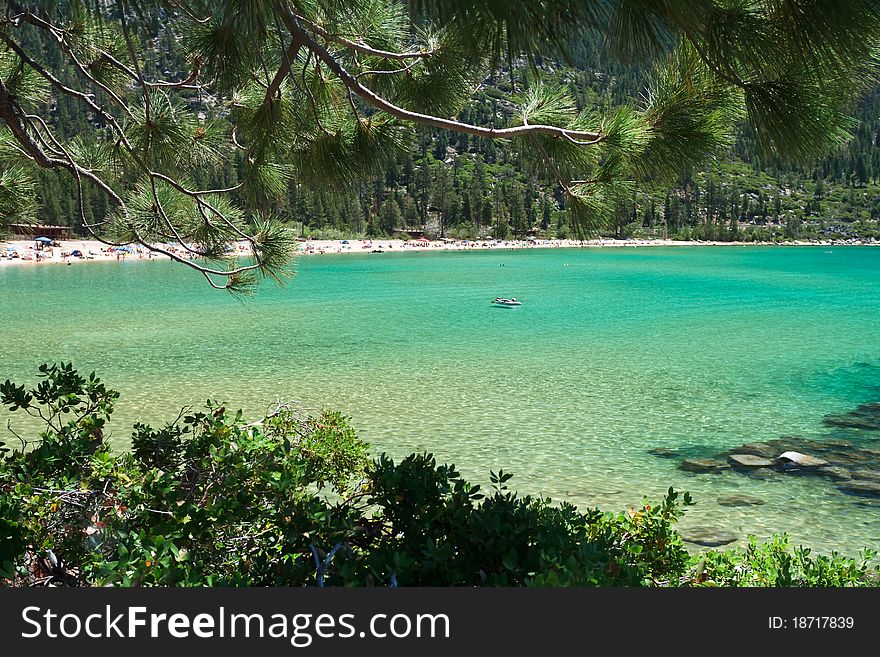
[0,0,878,291]
[293,13,438,62]
[281,9,604,145]
[0,76,55,168]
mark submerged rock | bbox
[824,450,876,467]
[763,436,828,456]
[731,443,776,458]
[823,402,880,431]
[680,458,730,473]
[817,466,853,481]
[648,447,679,458]
[849,468,880,483]
[838,480,880,497]
[680,528,738,547]
[746,469,775,480]
[728,454,774,468]
[823,439,855,450]
[778,451,828,467]
[717,494,765,507]
[767,435,809,449]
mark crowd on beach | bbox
[298,237,588,255]
[0,239,162,266]
[0,239,243,266]
[2,235,877,267]
[0,236,607,266]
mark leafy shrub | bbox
[131,421,186,471]
[1,364,876,587]
[694,536,878,587]
[263,407,369,492]
[342,455,694,586]
[0,365,367,586]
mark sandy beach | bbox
[1,235,876,267]
[291,236,876,255]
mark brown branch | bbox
[279,10,603,144]
[269,11,331,136]
[355,58,420,81]
[154,176,244,197]
[3,87,265,282]
[2,12,274,288]
[11,8,201,90]
[0,77,58,168]
[1,33,133,149]
[24,113,127,241]
[294,13,436,61]
[96,49,202,90]
[21,12,135,118]
[266,33,305,101]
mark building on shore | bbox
[6,224,72,240]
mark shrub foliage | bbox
[1,364,876,587]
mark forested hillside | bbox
[15,17,880,242]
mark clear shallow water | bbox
[2,246,880,554]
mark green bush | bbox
[695,536,878,587]
[1,364,876,587]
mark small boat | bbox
[492,297,522,307]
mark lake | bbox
[2,245,880,554]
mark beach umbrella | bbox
[34,236,53,244]
[116,245,133,253]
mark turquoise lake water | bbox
[2,246,880,554]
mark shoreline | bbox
[2,236,877,268]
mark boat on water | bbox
[492,297,522,307]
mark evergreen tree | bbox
[541,195,552,230]
[378,195,402,236]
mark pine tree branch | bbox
[117,1,249,266]
[9,8,202,90]
[354,58,420,81]
[1,4,286,290]
[278,8,603,144]
[266,29,305,101]
[267,10,330,135]
[2,77,266,283]
[4,28,247,256]
[13,10,133,117]
[0,76,59,168]
[25,113,117,235]
[293,12,437,61]
[96,48,203,90]
[0,33,133,149]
